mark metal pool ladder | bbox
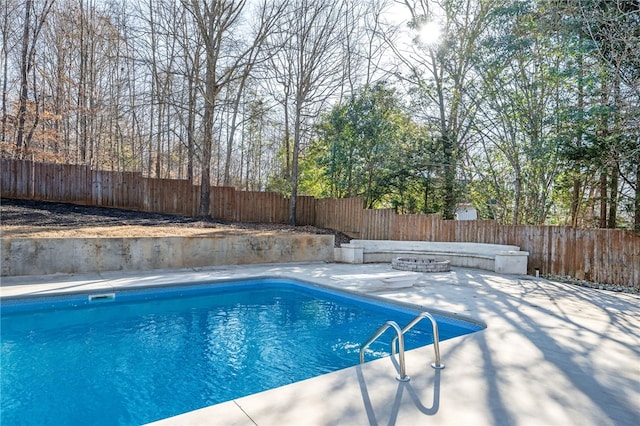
[359,312,444,382]
[360,321,410,382]
[392,312,445,370]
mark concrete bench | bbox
[336,240,529,275]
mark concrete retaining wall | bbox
[1,234,335,276]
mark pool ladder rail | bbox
[359,312,444,382]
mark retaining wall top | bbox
[344,240,522,255]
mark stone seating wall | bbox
[336,240,529,275]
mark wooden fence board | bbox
[315,197,363,237]
[209,186,235,220]
[362,209,393,240]
[296,196,316,226]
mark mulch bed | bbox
[1,198,352,247]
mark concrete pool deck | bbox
[1,262,639,425]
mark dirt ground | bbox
[0,198,351,246]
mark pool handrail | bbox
[360,320,410,382]
[392,312,445,369]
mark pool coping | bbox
[2,262,639,425]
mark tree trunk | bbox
[607,163,618,228]
[1,0,10,144]
[442,133,457,220]
[16,0,32,156]
[199,67,216,218]
[635,157,640,232]
[571,47,585,227]
[289,101,302,225]
[599,171,607,228]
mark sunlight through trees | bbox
[1,0,637,228]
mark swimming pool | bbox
[1,278,483,425]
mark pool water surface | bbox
[1,278,483,425]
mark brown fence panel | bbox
[18,159,28,197]
[236,189,254,222]
[296,196,316,226]
[425,214,442,241]
[549,226,576,277]
[626,230,640,286]
[476,220,500,244]
[236,191,288,223]
[593,230,610,284]
[155,178,177,214]
[210,186,236,220]
[604,230,621,285]
[574,227,592,281]
[91,170,104,206]
[142,177,170,213]
[109,170,127,208]
[454,219,477,243]
[390,214,434,241]
[391,214,425,241]
[153,178,187,215]
[30,161,44,199]
[190,185,200,217]
[0,158,14,197]
[92,169,126,208]
[362,209,394,240]
[66,162,88,203]
[589,229,637,286]
[176,180,192,216]
[315,197,363,237]
[615,230,635,286]
[35,162,52,201]
[314,198,334,230]
[372,213,503,244]
[123,172,145,211]
[441,220,456,242]
[1,159,31,198]
[139,177,152,212]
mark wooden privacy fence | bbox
[360,209,639,287]
[0,159,317,225]
[1,159,638,287]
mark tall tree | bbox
[555,0,639,228]
[468,0,565,225]
[311,82,425,208]
[268,0,348,225]
[183,0,245,216]
[1,0,21,144]
[221,1,286,186]
[15,0,55,157]
[397,0,496,219]
[183,0,283,217]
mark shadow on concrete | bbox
[355,363,442,425]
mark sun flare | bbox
[418,21,442,46]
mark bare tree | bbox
[15,0,55,157]
[394,0,495,219]
[1,0,22,145]
[222,1,286,186]
[268,0,348,225]
[183,0,284,217]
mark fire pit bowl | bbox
[392,257,451,273]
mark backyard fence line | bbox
[1,158,638,288]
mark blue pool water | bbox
[1,278,483,425]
